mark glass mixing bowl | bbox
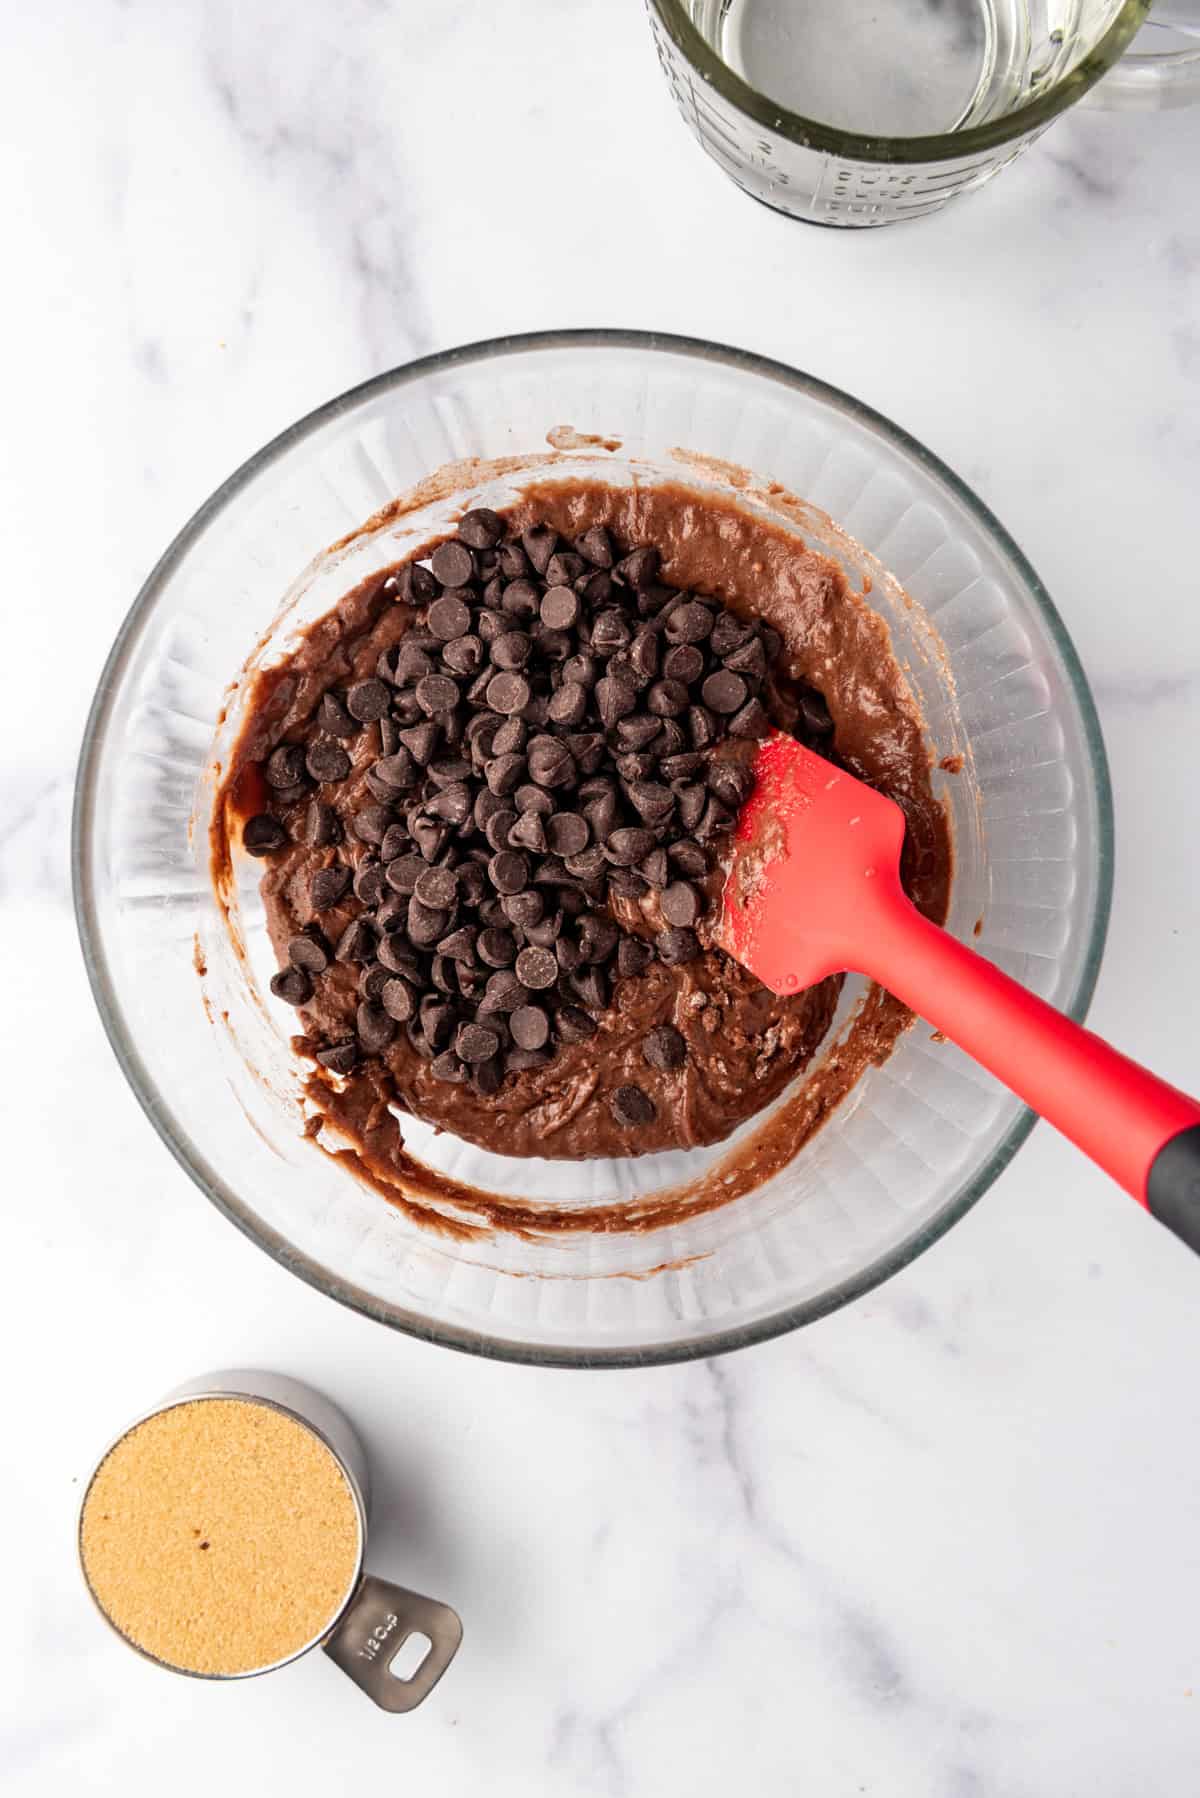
[73,331,1112,1366]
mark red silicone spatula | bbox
[716,731,1200,1252]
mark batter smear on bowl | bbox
[220,480,951,1163]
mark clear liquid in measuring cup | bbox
[695,0,1094,137]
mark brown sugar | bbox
[79,1397,362,1676]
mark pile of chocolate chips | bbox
[244,511,832,1126]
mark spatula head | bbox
[715,731,907,996]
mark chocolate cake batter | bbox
[219,479,950,1175]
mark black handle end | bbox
[1147,1124,1200,1255]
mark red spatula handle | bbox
[860,875,1200,1249]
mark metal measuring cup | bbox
[77,1369,463,1711]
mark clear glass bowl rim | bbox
[648,0,1150,163]
[72,328,1114,1369]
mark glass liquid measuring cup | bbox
[647,0,1200,225]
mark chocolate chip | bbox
[640,847,669,888]
[359,964,390,1001]
[796,685,833,737]
[644,1025,686,1073]
[577,526,614,568]
[708,760,754,810]
[316,1040,359,1075]
[546,551,586,588]
[488,850,528,894]
[509,1005,549,1051]
[584,788,619,842]
[357,1002,396,1054]
[688,705,718,750]
[527,737,576,789]
[270,966,311,1006]
[506,1045,552,1074]
[394,563,438,604]
[354,804,395,846]
[610,1084,655,1127]
[288,929,331,975]
[244,814,287,857]
[566,732,606,774]
[483,807,516,852]
[647,679,688,718]
[335,918,375,964]
[353,860,386,907]
[666,601,713,644]
[729,697,770,739]
[430,541,474,588]
[300,803,338,849]
[381,977,418,1022]
[476,926,515,968]
[452,1021,497,1064]
[660,752,705,780]
[478,969,526,1015]
[415,865,459,908]
[416,674,460,716]
[668,840,709,878]
[426,594,470,641]
[367,754,412,798]
[266,744,307,789]
[407,898,448,947]
[399,721,440,766]
[588,608,627,654]
[539,586,579,631]
[606,827,655,866]
[514,945,558,990]
[491,630,531,671]
[421,998,455,1048]
[377,913,410,956]
[572,965,609,1010]
[616,714,661,752]
[314,698,356,747]
[310,865,351,910]
[579,915,619,964]
[546,812,589,857]
[508,810,545,853]
[486,671,531,715]
[306,741,351,783]
[616,936,654,979]
[385,853,424,894]
[468,1055,500,1096]
[696,796,734,841]
[443,634,483,677]
[595,673,638,727]
[431,1050,467,1084]
[701,669,747,715]
[677,786,706,831]
[491,716,527,755]
[626,781,675,826]
[343,679,388,724]
[657,926,699,965]
[662,643,704,684]
[724,636,767,680]
[458,508,504,549]
[501,890,543,929]
[512,784,551,818]
[564,844,608,880]
[556,1005,597,1043]
[547,682,587,727]
[428,781,472,824]
[617,546,660,590]
[473,755,519,805]
[522,524,558,573]
[661,880,701,927]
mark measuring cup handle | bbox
[1086,2,1200,110]
[323,1574,463,1712]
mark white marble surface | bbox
[4,2,1200,1792]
